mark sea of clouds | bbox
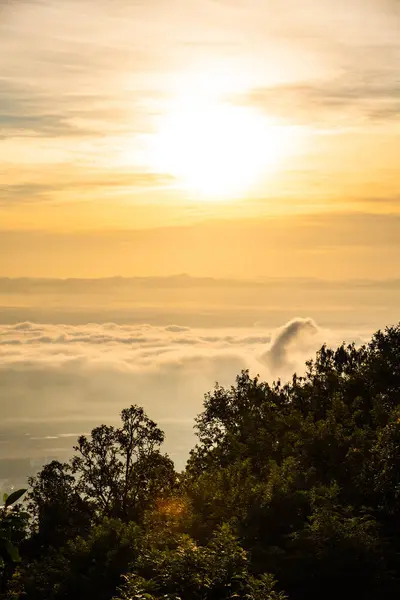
[0,316,373,491]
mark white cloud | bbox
[0,318,372,483]
[261,317,320,375]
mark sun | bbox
[149,96,297,201]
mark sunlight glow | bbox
[149,96,301,201]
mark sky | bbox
[0,0,399,485]
[1,0,399,278]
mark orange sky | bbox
[1,0,399,278]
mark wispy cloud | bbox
[242,74,400,127]
[0,170,175,206]
[0,80,101,139]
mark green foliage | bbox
[114,525,285,600]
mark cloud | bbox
[0,321,263,478]
[164,325,191,332]
[0,81,95,139]
[0,171,175,206]
[0,318,371,481]
[261,317,320,374]
[0,314,378,497]
[242,75,400,127]
[0,184,53,206]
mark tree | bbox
[185,325,400,597]
[27,461,93,551]
[0,489,28,593]
[188,371,288,478]
[71,405,176,521]
[8,518,142,600]
[285,485,390,600]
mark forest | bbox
[1,323,400,600]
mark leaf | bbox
[0,537,21,563]
[5,540,21,562]
[5,488,27,508]
[3,493,8,505]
